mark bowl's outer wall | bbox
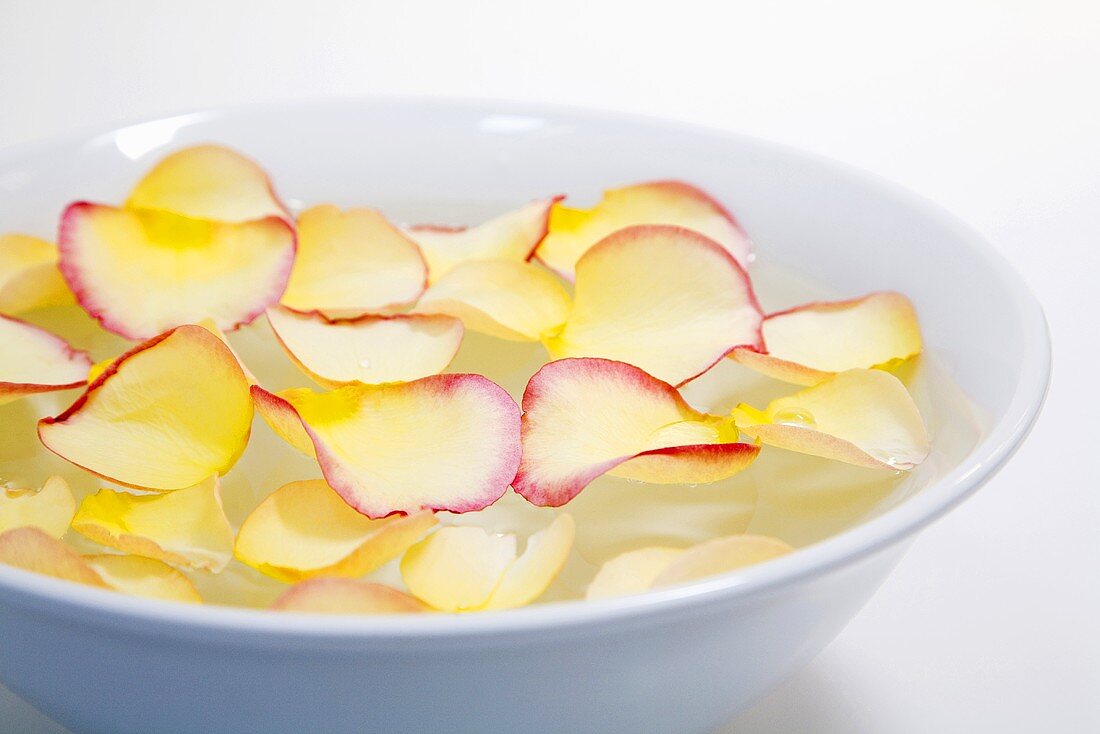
[0,100,1046,734]
[0,545,907,734]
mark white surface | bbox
[0,1,1095,732]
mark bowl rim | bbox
[0,96,1051,640]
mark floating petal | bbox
[0,476,76,538]
[271,578,427,614]
[514,359,758,507]
[544,226,763,386]
[235,479,437,582]
[252,374,521,518]
[83,554,202,603]
[0,527,108,588]
[0,314,90,406]
[536,181,752,279]
[732,292,922,385]
[281,205,427,314]
[39,326,253,491]
[652,534,793,587]
[267,306,463,387]
[731,369,930,470]
[0,234,73,314]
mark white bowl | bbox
[0,99,1049,734]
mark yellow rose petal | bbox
[0,314,90,406]
[267,306,464,387]
[0,526,108,588]
[0,476,76,538]
[126,144,290,223]
[58,203,295,339]
[514,358,758,507]
[536,181,752,280]
[282,205,427,314]
[39,325,253,491]
[71,476,234,572]
[544,225,763,386]
[652,534,793,587]
[84,554,202,603]
[406,197,559,282]
[401,525,517,612]
[272,578,427,614]
[731,369,930,470]
[235,479,437,582]
[0,233,73,314]
[415,259,570,341]
[732,292,922,385]
[585,547,685,600]
[484,514,575,610]
[252,375,520,518]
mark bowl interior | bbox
[0,99,1049,628]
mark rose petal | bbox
[544,225,763,386]
[281,205,427,314]
[235,479,437,582]
[0,526,108,587]
[483,514,575,610]
[731,369,931,470]
[406,197,560,282]
[71,476,234,572]
[415,260,570,341]
[514,359,759,507]
[252,374,521,518]
[0,314,91,406]
[400,525,517,611]
[651,534,793,587]
[271,578,427,614]
[39,325,253,491]
[83,554,202,603]
[732,292,923,385]
[585,547,685,600]
[536,181,753,280]
[0,234,73,314]
[125,144,290,223]
[196,318,258,384]
[58,202,296,339]
[0,476,76,538]
[267,306,464,387]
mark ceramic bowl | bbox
[0,99,1050,734]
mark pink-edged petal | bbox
[272,578,428,614]
[0,313,90,406]
[514,358,759,507]
[544,225,763,386]
[406,196,560,282]
[732,291,923,385]
[267,305,464,387]
[125,144,290,223]
[281,205,427,314]
[731,369,931,470]
[251,374,521,518]
[536,181,752,280]
[38,325,253,491]
[58,202,296,339]
[415,260,571,341]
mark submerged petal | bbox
[271,578,427,614]
[83,554,202,603]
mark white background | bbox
[0,1,1097,731]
